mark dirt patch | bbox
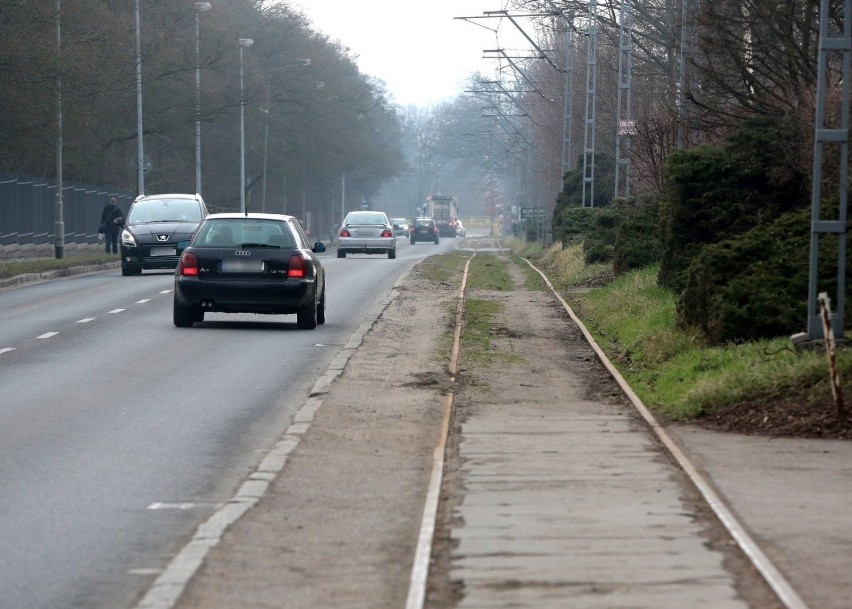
[695,397,852,439]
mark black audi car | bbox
[120,193,208,276]
[173,213,326,329]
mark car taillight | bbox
[288,255,307,278]
[339,228,351,237]
[380,229,393,238]
[433,226,439,234]
[178,252,198,277]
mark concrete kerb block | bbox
[249,472,275,481]
[293,396,324,423]
[154,538,218,584]
[236,479,269,499]
[257,453,288,474]
[285,422,310,435]
[328,348,356,371]
[195,501,256,540]
[310,373,340,396]
[135,583,187,609]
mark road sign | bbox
[618,119,637,136]
[520,206,545,219]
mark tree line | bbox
[0,0,406,220]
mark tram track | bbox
[406,236,809,609]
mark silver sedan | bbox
[337,211,397,259]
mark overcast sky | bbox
[286,0,528,107]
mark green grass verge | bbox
[460,298,522,367]
[467,254,512,291]
[418,252,468,286]
[0,254,117,279]
[526,244,851,422]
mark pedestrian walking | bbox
[99,196,124,254]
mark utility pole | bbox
[805,0,850,339]
[614,0,633,199]
[677,0,689,149]
[582,0,598,207]
[561,11,575,177]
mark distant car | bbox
[409,217,439,245]
[337,211,396,259]
[455,220,466,237]
[120,193,208,276]
[173,213,326,329]
[389,217,409,237]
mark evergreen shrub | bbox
[658,117,808,293]
[679,207,851,343]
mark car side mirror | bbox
[313,243,326,253]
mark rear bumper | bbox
[174,277,317,314]
[338,237,396,254]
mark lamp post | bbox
[54,0,64,259]
[194,2,211,195]
[262,58,310,212]
[135,0,144,195]
[239,37,254,213]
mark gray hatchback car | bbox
[337,211,397,259]
[120,193,208,276]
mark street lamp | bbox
[194,2,211,195]
[54,0,64,259]
[135,0,144,195]
[239,37,254,213]
[262,58,310,212]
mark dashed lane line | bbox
[1,291,165,356]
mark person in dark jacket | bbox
[99,196,124,254]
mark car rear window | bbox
[194,219,295,248]
[345,213,387,225]
[128,199,202,223]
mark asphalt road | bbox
[0,236,452,609]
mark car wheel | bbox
[173,300,197,328]
[317,293,326,325]
[388,248,396,259]
[121,264,141,276]
[297,297,318,329]
[337,249,346,258]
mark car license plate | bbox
[221,260,265,273]
[150,246,176,256]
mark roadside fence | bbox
[0,173,134,258]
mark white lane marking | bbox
[108,309,125,314]
[36,332,59,339]
[136,299,151,304]
[129,569,163,576]
[0,348,16,355]
[77,318,95,324]
[160,290,172,294]
[147,502,195,510]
